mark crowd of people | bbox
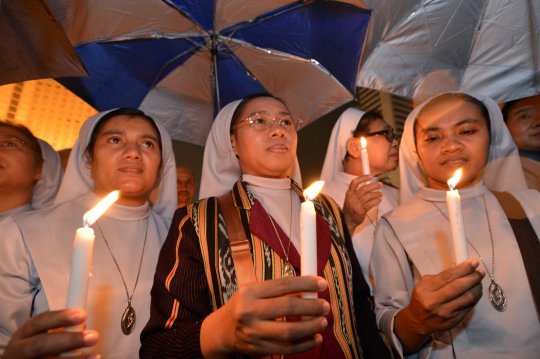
[0,91,538,359]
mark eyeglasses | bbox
[0,136,36,151]
[232,113,303,132]
[364,129,397,143]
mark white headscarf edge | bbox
[320,107,366,183]
[32,139,63,210]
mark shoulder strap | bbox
[491,191,540,321]
[218,192,256,287]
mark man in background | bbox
[176,166,197,207]
[503,94,540,191]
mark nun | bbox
[0,122,62,221]
[0,108,176,358]
[320,108,399,290]
[371,92,540,358]
[141,93,393,358]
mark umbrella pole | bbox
[212,34,221,111]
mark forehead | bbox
[417,98,485,128]
[97,115,159,136]
[367,118,391,132]
[176,168,194,179]
[510,94,540,113]
[239,97,289,117]
[0,125,32,143]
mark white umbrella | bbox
[358,0,540,104]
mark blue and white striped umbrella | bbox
[51,0,371,145]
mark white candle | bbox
[446,169,468,265]
[360,137,371,183]
[64,191,120,333]
[301,181,324,300]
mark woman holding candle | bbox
[320,109,399,291]
[0,108,176,358]
[140,93,393,358]
[371,92,540,358]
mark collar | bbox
[231,176,304,210]
[416,180,488,203]
[74,191,151,221]
[0,203,32,222]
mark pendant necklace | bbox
[96,219,149,335]
[266,190,296,277]
[432,194,507,311]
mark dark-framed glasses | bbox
[232,113,303,132]
[364,129,396,143]
[0,136,36,151]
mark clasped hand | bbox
[201,276,330,358]
[3,309,99,359]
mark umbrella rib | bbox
[527,0,540,91]
[161,0,210,35]
[223,46,271,95]
[221,2,309,39]
[459,0,489,91]
[220,36,316,66]
[73,33,204,47]
[148,46,200,91]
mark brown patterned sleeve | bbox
[140,207,213,358]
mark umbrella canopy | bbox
[0,0,88,86]
[50,0,371,145]
[357,0,540,104]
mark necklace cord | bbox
[96,219,149,303]
[430,194,495,280]
[265,189,293,262]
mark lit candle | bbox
[301,181,324,300]
[446,169,468,265]
[64,191,120,333]
[360,137,370,183]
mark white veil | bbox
[54,109,177,219]
[400,91,528,203]
[199,100,302,199]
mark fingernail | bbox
[470,259,480,268]
[323,301,330,315]
[317,278,328,291]
[87,355,101,359]
[321,317,328,330]
[70,310,86,323]
[315,334,323,344]
[83,331,99,345]
[477,268,486,276]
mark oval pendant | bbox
[121,305,136,335]
[488,281,507,312]
[283,262,296,277]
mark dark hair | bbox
[344,111,384,161]
[84,108,162,164]
[414,93,491,145]
[229,93,289,133]
[0,121,44,165]
[501,100,519,123]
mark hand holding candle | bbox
[445,169,468,265]
[300,181,324,300]
[65,191,120,330]
[360,137,371,184]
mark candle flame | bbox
[360,137,367,150]
[447,169,462,191]
[83,191,120,226]
[303,181,324,201]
